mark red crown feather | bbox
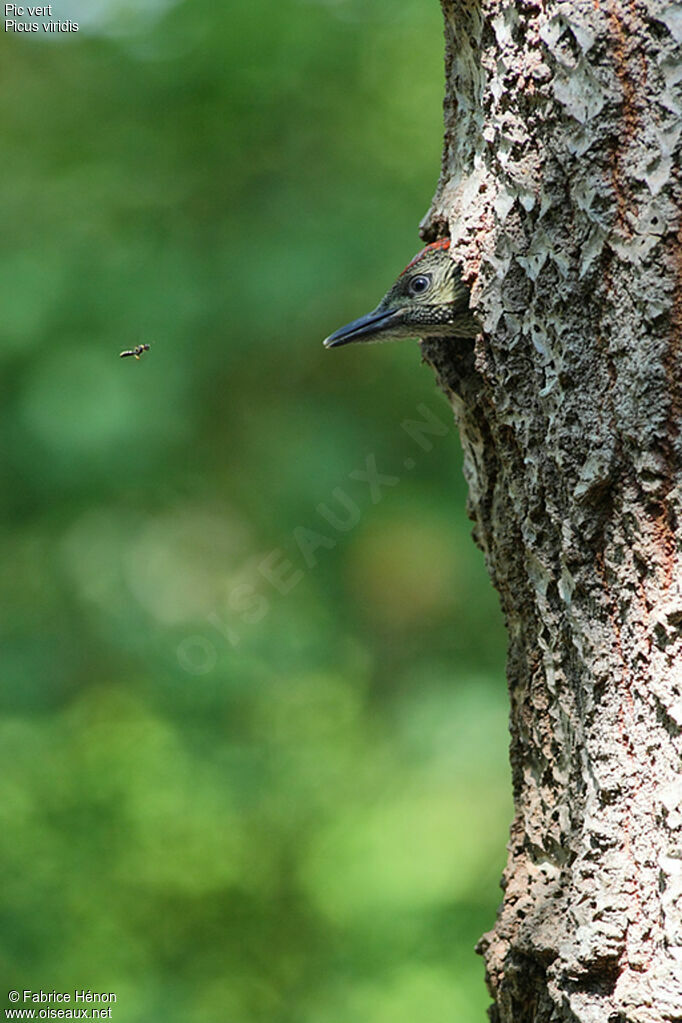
[400,238,450,276]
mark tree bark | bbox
[420,3,682,1020]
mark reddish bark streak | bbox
[651,504,677,590]
[607,2,640,235]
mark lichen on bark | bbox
[421,3,682,1020]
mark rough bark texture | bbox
[420,3,682,1021]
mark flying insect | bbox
[119,343,151,360]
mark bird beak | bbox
[323,306,404,348]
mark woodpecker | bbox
[323,238,477,349]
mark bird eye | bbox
[409,274,432,295]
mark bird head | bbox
[323,239,476,349]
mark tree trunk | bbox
[420,3,682,1020]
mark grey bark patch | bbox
[423,1,682,1020]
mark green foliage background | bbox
[0,0,510,1019]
